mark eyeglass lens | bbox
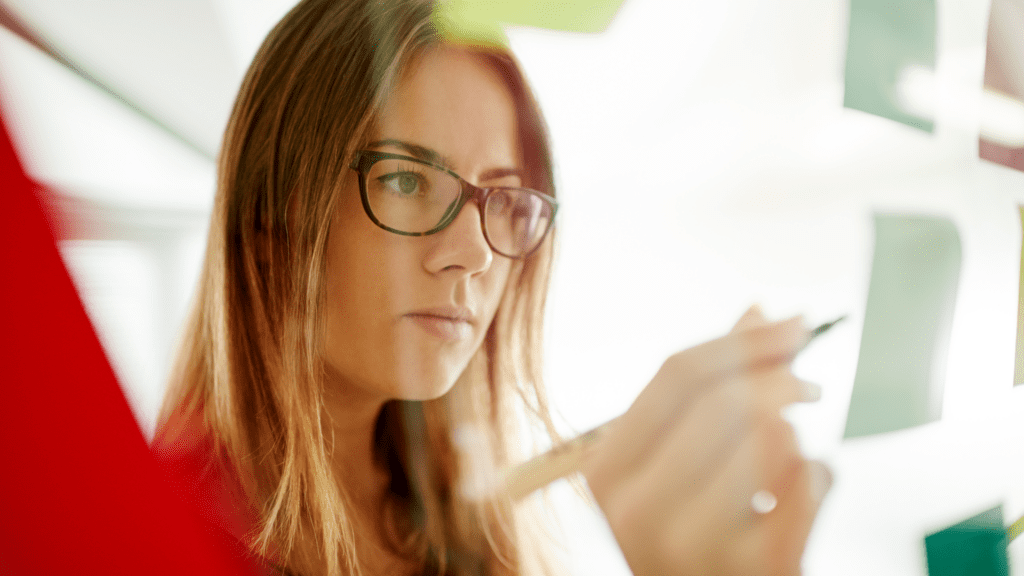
[365,158,552,257]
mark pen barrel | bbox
[499,424,606,501]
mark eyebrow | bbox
[367,138,523,183]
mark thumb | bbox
[732,304,768,332]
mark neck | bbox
[320,382,423,576]
[322,382,392,511]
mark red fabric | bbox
[152,410,267,556]
[0,110,267,575]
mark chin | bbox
[396,386,454,402]
[390,355,473,402]
[392,368,461,401]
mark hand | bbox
[581,307,831,576]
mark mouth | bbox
[404,307,475,341]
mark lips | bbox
[404,306,475,341]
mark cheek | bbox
[326,235,419,329]
[328,182,421,309]
[483,260,514,314]
[321,199,407,368]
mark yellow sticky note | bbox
[1015,207,1024,385]
[433,0,626,46]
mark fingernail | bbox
[809,461,833,502]
[779,314,809,340]
[800,380,822,402]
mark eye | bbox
[377,172,424,197]
[487,190,512,215]
[511,196,534,219]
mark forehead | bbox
[376,48,520,173]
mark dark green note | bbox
[925,506,1008,576]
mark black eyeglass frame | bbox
[349,150,559,259]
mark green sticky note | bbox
[843,0,936,132]
[925,506,1008,576]
[433,0,626,46]
[844,214,961,438]
[1015,206,1024,385]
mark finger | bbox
[726,417,816,576]
[731,460,830,576]
[726,413,805,531]
[585,317,809,500]
[753,363,821,408]
[755,460,832,576]
[591,318,808,482]
[616,362,811,507]
[658,413,803,572]
[732,304,768,332]
[616,374,756,528]
[662,316,809,382]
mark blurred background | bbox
[1,0,1023,574]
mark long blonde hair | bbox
[155,1,561,574]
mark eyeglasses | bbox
[349,150,558,259]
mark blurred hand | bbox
[582,306,831,576]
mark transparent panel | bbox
[485,189,551,256]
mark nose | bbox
[422,199,493,276]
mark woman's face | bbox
[322,47,519,403]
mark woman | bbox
[153,1,829,575]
